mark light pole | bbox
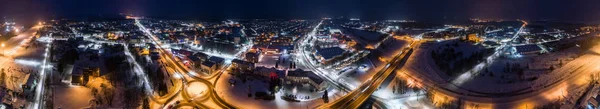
[1,43,4,55]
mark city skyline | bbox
[2,0,600,23]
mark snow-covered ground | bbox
[255,53,305,70]
[430,40,488,79]
[401,36,600,108]
[375,38,409,59]
[52,85,94,109]
[214,72,344,109]
[340,38,409,87]
[186,81,209,99]
[0,27,47,108]
[459,58,533,93]
[446,42,583,94]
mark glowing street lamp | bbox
[1,43,4,55]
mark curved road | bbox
[135,19,237,109]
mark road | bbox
[1,25,42,57]
[293,20,416,108]
[317,40,419,109]
[71,28,189,107]
[395,23,600,108]
[294,20,366,99]
[0,25,47,109]
[2,25,48,109]
[123,44,156,95]
[134,19,237,109]
[400,41,600,108]
[452,21,528,85]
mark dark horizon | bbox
[2,0,600,24]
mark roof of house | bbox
[316,47,346,60]
[193,52,209,59]
[253,45,295,51]
[187,55,201,62]
[202,61,216,67]
[209,56,225,63]
[232,59,254,65]
[255,66,285,76]
[172,49,194,56]
[24,73,37,87]
[246,51,260,57]
[287,69,324,84]
[515,45,542,53]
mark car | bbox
[360,64,368,69]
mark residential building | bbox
[512,44,546,55]
[22,73,37,100]
[285,69,327,91]
[186,55,202,68]
[201,61,217,74]
[193,52,209,62]
[209,56,225,68]
[313,47,348,64]
[232,59,255,71]
[252,67,285,81]
[245,49,261,63]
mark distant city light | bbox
[9,8,597,109]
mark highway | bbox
[317,40,419,109]
[293,20,420,108]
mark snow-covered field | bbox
[345,38,409,85]
[256,53,303,70]
[53,86,94,109]
[458,44,583,94]
[401,37,600,108]
[214,72,339,109]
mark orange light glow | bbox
[516,101,537,109]
[542,83,568,101]
[378,57,388,62]
[429,91,454,107]
[397,71,422,88]
[365,45,375,49]
[405,78,422,88]
[463,101,494,109]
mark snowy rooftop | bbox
[514,44,542,53]
[316,47,346,60]
[287,69,324,84]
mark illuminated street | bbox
[2,1,600,109]
[0,25,47,109]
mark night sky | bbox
[1,0,599,23]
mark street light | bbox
[1,43,4,55]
